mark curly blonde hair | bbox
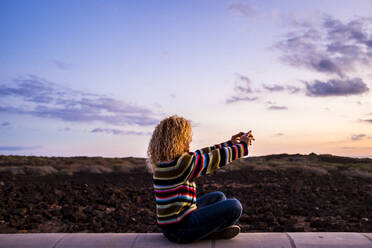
[146,115,192,173]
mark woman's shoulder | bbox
[156,152,193,168]
[157,154,182,166]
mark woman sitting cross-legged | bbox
[146,115,255,243]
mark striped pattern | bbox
[153,140,249,226]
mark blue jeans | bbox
[162,191,243,243]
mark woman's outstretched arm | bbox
[193,132,246,156]
[153,141,249,185]
[186,141,248,181]
[154,133,254,186]
[193,140,234,156]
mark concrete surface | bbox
[0,233,371,248]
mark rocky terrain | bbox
[0,153,371,233]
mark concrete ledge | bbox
[0,233,372,248]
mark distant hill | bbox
[0,153,371,178]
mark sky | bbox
[1,0,372,158]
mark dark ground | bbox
[1,165,372,233]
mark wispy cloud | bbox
[263,84,285,92]
[274,15,372,98]
[273,133,285,137]
[361,119,372,124]
[226,74,260,104]
[228,2,256,17]
[341,146,372,150]
[226,74,299,105]
[226,96,259,104]
[267,105,288,110]
[228,16,372,104]
[304,78,369,97]
[52,60,72,70]
[0,75,161,126]
[351,134,367,141]
[0,145,41,151]
[1,121,10,126]
[235,74,254,93]
[91,128,151,136]
[275,16,372,77]
[263,84,301,94]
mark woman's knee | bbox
[226,198,243,219]
[213,191,227,201]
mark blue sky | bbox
[1,0,372,157]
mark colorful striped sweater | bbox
[153,140,249,226]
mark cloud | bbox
[226,96,259,104]
[228,3,256,17]
[0,76,55,103]
[0,146,41,151]
[235,74,254,93]
[91,128,151,136]
[52,60,71,70]
[304,78,369,96]
[263,84,285,92]
[0,75,161,126]
[226,74,260,104]
[341,146,372,150]
[226,74,302,104]
[361,119,372,123]
[268,105,288,110]
[263,84,301,94]
[287,85,301,94]
[1,121,10,126]
[275,16,372,77]
[273,133,285,137]
[323,17,372,47]
[229,16,372,104]
[351,134,367,141]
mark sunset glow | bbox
[1,0,372,157]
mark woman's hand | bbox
[231,132,245,144]
[240,130,255,146]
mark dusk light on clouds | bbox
[1,0,372,158]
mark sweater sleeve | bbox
[193,140,234,156]
[184,141,248,181]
